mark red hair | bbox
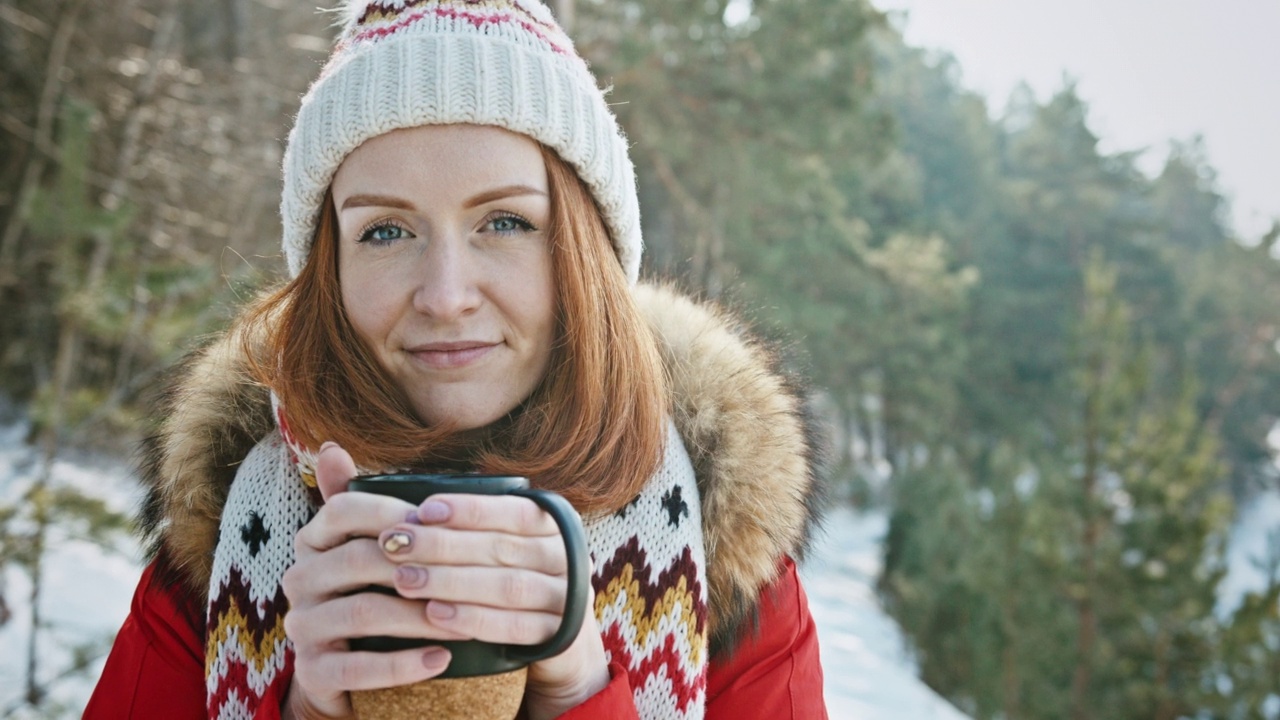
[240,146,667,512]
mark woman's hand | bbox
[379,490,609,720]
[281,443,461,718]
[281,442,608,719]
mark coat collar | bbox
[137,282,824,654]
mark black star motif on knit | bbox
[240,512,271,557]
[661,485,689,528]
[613,493,642,519]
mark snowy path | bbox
[802,508,972,719]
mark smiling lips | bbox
[407,341,499,369]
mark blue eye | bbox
[488,213,535,235]
[358,222,412,245]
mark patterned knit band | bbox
[280,0,642,282]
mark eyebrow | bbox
[340,194,416,211]
[338,185,548,213]
[463,184,547,209]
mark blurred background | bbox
[1,0,1278,717]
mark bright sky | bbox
[873,0,1280,240]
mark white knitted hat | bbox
[280,0,642,282]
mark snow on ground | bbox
[802,507,972,720]
[0,420,143,717]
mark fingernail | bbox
[428,601,456,620]
[381,530,413,553]
[421,647,450,670]
[395,565,428,588]
[404,509,422,525]
[319,441,338,453]
[418,500,450,523]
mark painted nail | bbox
[381,530,413,553]
[404,509,422,525]
[421,646,450,671]
[395,565,428,588]
[428,601,457,620]
[418,500,450,523]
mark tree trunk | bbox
[24,318,78,706]
[1070,355,1102,720]
[1152,623,1175,720]
[0,0,88,285]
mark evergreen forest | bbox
[1,0,1277,716]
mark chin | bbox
[414,400,516,431]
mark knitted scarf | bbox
[203,405,709,719]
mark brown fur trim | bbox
[635,284,825,657]
[138,283,824,656]
[136,328,272,599]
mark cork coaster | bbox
[351,667,527,720]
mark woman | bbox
[87,1,826,718]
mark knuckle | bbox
[456,497,484,526]
[327,493,357,516]
[386,654,420,687]
[425,528,456,561]
[347,593,378,628]
[494,535,527,567]
[281,566,301,601]
[336,657,364,689]
[339,541,367,577]
[517,501,546,533]
[501,572,532,607]
[282,609,304,639]
[293,658,319,688]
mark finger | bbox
[393,565,566,614]
[416,494,563,536]
[301,647,452,693]
[316,442,358,501]
[285,592,471,648]
[296,492,417,553]
[378,526,567,575]
[425,601,562,646]
[284,538,398,604]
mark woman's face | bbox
[332,124,555,430]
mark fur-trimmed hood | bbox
[138,282,825,655]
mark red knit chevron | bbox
[205,566,289,643]
[206,639,295,717]
[601,622,705,713]
[593,537,708,713]
[206,566,294,717]
[593,538,709,635]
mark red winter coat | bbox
[87,556,824,718]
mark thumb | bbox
[315,442,358,501]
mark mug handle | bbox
[504,488,590,664]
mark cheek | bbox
[339,259,396,347]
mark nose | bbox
[410,234,481,321]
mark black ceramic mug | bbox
[347,474,590,679]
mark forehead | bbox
[331,124,548,197]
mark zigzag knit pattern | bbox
[204,434,312,719]
[585,421,709,718]
[204,422,708,719]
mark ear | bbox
[315,442,358,501]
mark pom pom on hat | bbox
[280,0,642,282]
